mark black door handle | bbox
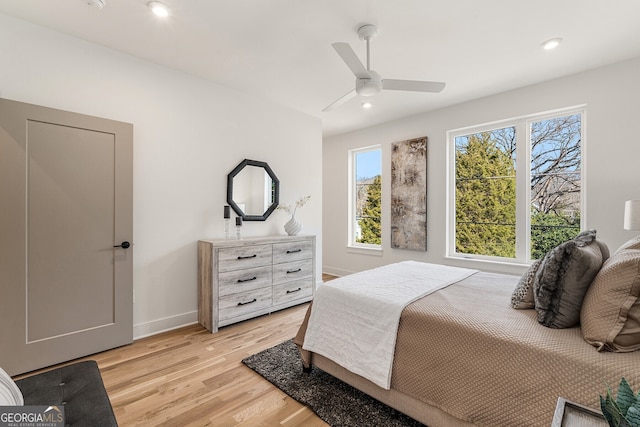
[114,241,131,249]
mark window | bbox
[350,146,382,248]
[449,108,583,262]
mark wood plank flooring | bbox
[16,274,339,426]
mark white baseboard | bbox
[133,310,198,340]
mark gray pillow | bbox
[594,238,611,262]
[534,230,605,328]
[511,259,542,309]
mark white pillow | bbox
[0,366,24,406]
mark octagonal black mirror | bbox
[226,159,279,221]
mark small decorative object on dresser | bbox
[224,205,231,239]
[278,195,310,236]
[198,235,316,333]
[235,216,242,240]
[284,215,302,236]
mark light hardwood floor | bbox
[16,276,339,426]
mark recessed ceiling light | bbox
[362,102,372,109]
[541,38,563,50]
[147,1,170,17]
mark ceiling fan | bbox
[323,24,446,112]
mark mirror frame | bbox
[226,159,280,221]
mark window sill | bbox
[444,254,529,275]
[347,245,383,257]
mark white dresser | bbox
[198,235,315,333]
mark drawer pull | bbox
[237,254,257,260]
[286,249,302,254]
[286,287,302,294]
[237,298,257,306]
[237,276,257,283]
[286,268,302,274]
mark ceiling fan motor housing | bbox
[323,23,444,111]
[356,70,382,96]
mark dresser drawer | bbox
[273,240,313,264]
[273,278,313,307]
[218,244,272,272]
[273,259,312,284]
[218,265,272,297]
[219,287,272,322]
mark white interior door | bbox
[0,98,133,375]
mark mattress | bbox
[296,271,640,426]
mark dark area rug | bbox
[242,339,426,427]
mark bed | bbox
[294,236,640,426]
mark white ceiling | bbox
[1,1,640,136]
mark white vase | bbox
[284,215,302,236]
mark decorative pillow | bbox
[534,230,605,328]
[511,259,542,309]
[614,235,640,255]
[0,366,23,406]
[581,248,640,352]
[594,238,611,262]
[573,229,597,246]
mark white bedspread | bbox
[302,261,477,389]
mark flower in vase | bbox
[277,195,311,217]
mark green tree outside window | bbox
[357,175,381,244]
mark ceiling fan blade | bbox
[383,79,446,93]
[322,89,357,112]
[332,42,370,79]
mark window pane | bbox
[455,127,516,258]
[450,110,584,263]
[530,114,581,259]
[354,150,381,245]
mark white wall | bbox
[323,57,640,277]
[0,13,323,338]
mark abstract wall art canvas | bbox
[391,136,427,251]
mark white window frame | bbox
[446,106,586,265]
[348,145,382,252]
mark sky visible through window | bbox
[356,150,381,180]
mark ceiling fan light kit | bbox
[356,70,382,96]
[323,23,446,112]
